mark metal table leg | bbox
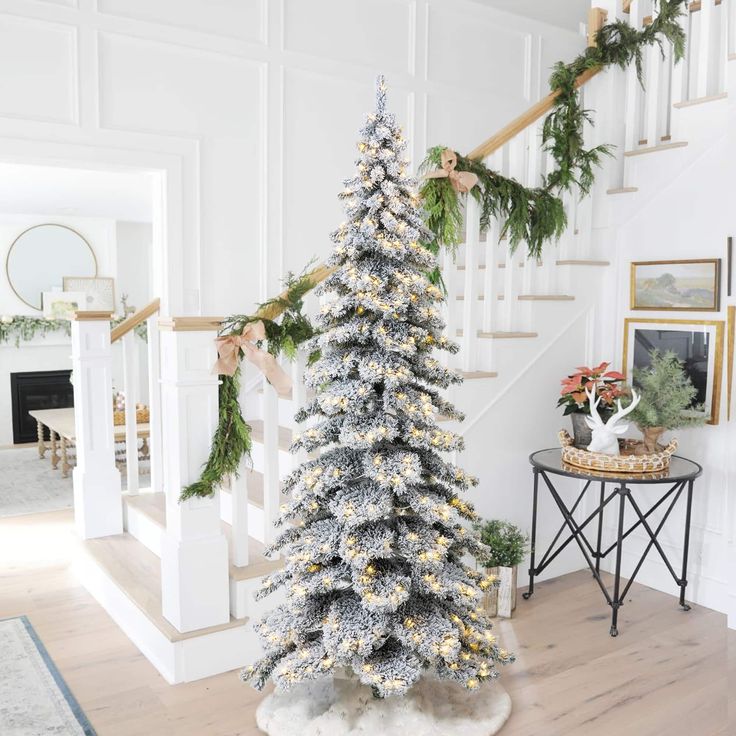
[523,468,539,600]
[679,479,694,611]
[610,484,628,637]
[595,481,605,575]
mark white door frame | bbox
[0,135,196,315]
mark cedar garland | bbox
[419,0,687,273]
[179,266,321,501]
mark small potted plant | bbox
[558,362,626,448]
[629,349,706,453]
[475,519,529,618]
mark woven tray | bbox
[113,406,150,426]
[559,430,677,474]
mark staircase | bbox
[68,0,735,684]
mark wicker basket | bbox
[113,406,150,426]
[559,430,677,474]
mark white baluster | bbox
[670,10,688,137]
[461,195,480,371]
[623,1,643,154]
[146,313,163,493]
[159,319,229,633]
[696,0,713,97]
[438,248,454,368]
[644,7,662,147]
[229,454,250,567]
[729,0,736,58]
[291,350,309,466]
[261,373,281,546]
[122,331,139,495]
[717,0,729,92]
[481,190,500,334]
[70,312,123,539]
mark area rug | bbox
[0,616,96,735]
[0,447,149,518]
[0,448,73,518]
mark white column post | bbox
[122,331,140,495]
[461,195,480,371]
[70,312,123,539]
[146,313,163,493]
[158,317,230,633]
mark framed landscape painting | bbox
[630,259,720,311]
[622,318,724,425]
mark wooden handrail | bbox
[256,262,335,322]
[111,298,161,342]
[467,6,610,162]
[467,66,601,161]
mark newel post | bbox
[158,317,230,633]
[70,311,123,539]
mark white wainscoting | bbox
[0,0,584,316]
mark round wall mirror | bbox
[5,224,97,310]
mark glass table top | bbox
[529,448,702,484]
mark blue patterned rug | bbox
[0,616,96,735]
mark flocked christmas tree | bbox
[242,76,513,698]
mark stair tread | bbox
[556,259,610,266]
[673,92,727,108]
[624,141,688,157]
[123,491,283,581]
[607,187,638,194]
[220,470,288,511]
[249,419,293,452]
[83,533,248,643]
[456,330,538,339]
[456,294,574,301]
[457,259,609,270]
[461,370,499,379]
[257,387,316,400]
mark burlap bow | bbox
[212,320,292,396]
[424,148,479,193]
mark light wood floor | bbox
[0,509,732,736]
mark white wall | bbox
[115,221,153,311]
[598,135,735,616]
[0,0,584,316]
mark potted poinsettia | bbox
[558,361,625,448]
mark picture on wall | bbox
[623,318,724,425]
[42,291,86,320]
[630,259,721,311]
[63,276,115,312]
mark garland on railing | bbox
[179,266,321,501]
[419,0,687,275]
[0,314,147,346]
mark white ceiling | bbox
[0,162,154,222]
[477,0,590,32]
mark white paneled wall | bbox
[0,0,584,316]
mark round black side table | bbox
[525,449,702,636]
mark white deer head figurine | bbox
[585,387,641,455]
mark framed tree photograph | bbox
[630,259,721,311]
[623,318,724,425]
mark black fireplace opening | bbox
[10,370,74,444]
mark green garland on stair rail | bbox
[419,0,687,276]
[179,266,321,501]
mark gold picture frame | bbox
[623,318,724,425]
[630,258,721,311]
[63,276,116,312]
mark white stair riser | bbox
[251,441,294,480]
[76,552,264,684]
[220,488,268,545]
[123,502,164,557]
[257,394,299,429]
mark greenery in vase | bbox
[629,350,707,430]
[557,361,625,416]
[474,520,529,569]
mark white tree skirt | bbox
[256,676,512,736]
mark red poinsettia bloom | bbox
[558,360,626,414]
